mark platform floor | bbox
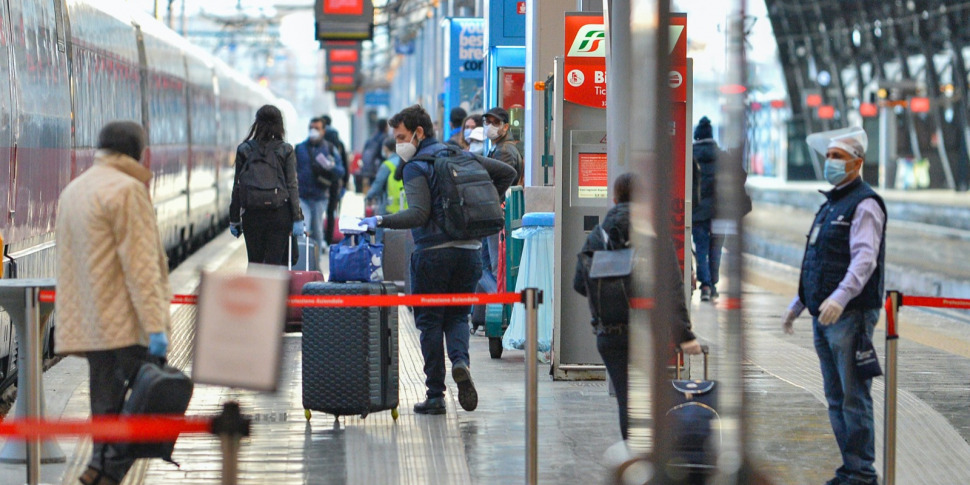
[1,193,969,485]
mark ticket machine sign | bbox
[563,13,606,109]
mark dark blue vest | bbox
[798,178,887,316]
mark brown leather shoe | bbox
[79,467,119,485]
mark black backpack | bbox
[238,141,288,209]
[117,357,194,465]
[414,147,505,240]
[581,226,634,326]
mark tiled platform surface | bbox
[0,192,969,484]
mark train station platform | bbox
[1,192,969,485]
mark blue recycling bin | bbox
[503,212,554,353]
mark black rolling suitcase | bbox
[301,281,399,421]
[668,346,718,483]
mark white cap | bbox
[468,126,485,142]
[806,126,868,158]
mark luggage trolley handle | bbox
[675,344,710,380]
[288,233,310,272]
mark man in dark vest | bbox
[782,127,886,485]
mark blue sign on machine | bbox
[444,18,485,115]
[364,90,390,107]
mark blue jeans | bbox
[814,308,879,484]
[597,332,629,440]
[411,247,483,399]
[692,220,723,289]
[300,197,328,253]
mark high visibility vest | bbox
[384,158,408,214]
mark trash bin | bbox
[485,186,524,359]
[503,212,554,355]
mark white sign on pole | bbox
[192,264,289,392]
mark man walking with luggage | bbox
[782,127,885,485]
[361,105,516,415]
[55,121,171,485]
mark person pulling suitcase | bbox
[360,105,517,415]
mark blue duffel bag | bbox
[329,233,384,283]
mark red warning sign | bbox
[578,152,608,198]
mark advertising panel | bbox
[314,0,374,41]
[670,13,687,103]
[446,18,485,114]
[563,13,606,109]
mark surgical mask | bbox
[463,128,473,140]
[308,128,322,142]
[396,132,418,162]
[468,141,484,155]
[824,158,849,185]
[486,124,502,141]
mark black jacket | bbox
[573,203,696,343]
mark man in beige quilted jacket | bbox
[54,121,171,485]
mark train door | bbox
[0,0,14,231]
[0,0,13,382]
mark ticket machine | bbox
[552,12,692,380]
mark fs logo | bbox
[567,24,606,57]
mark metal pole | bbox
[884,291,900,485]
[24,287,41,485]
[523,288,541,485]
[220,434,240,485]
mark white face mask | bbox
[468,141,484,155]
[486,124,502,141]
[396,131,418,162]
[308,128,322,142]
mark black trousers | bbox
[86,345,150,481]
[324,182,341,245]
[242,206,292,265]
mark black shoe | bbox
[452,361,479,411]
[710,286,719,301]
[413,397,446,415]
[700,286,711,302]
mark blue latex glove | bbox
[148,332,168,357]
[292,220,305,237]
[360,216,378,231]
[229,222,242,238]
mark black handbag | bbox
[117,356,194,464]
[854,328,883,380]
[585,228,635,325]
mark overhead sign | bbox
[364,90,390,106]
[335,91,355,108]
[563,13,606,109]
[315,0,374,41]
[192,266,289,392]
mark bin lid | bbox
[521,212,555,227]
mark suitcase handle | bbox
[675,344,709,380]
[288,234,310,271]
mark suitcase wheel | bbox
[391,407,399,420]
[489,337,504,359]
[304,409,311,421]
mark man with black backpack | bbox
[360,105,516,415]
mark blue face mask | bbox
[824,158,848,185]
[463,128,473,140]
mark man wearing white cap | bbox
[782,126,886,485]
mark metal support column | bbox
[884,291,901,485]
[522,288,542,485]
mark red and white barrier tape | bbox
[0,415,212,442]
[39,290,522,308]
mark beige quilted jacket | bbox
[54,150,171,355]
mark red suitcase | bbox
[287,235,324,329]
